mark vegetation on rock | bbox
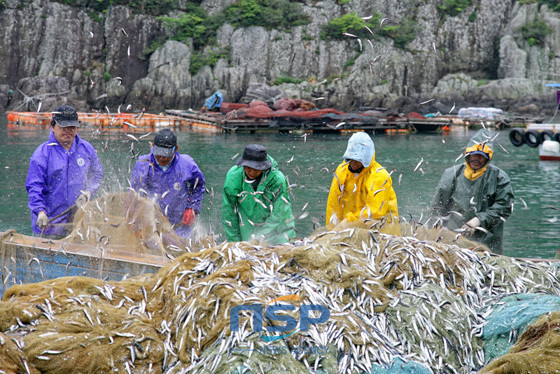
[320,12,416,50]
[518,17,552,46]
[437,0,472,17]
[159,0,309,75]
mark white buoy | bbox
[542,140,560,153]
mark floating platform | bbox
[6,109,459,134]
[6,111,220,133]
[165,109,457,134]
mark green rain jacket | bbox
[431,131,514,254]
[222,156,296,244]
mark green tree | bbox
[321,12,416,49]
[320,12,371,40]
[530,0,560,12]
[519,17,552,46]
[437,0,472,17]
[223,0,309,29]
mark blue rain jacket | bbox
[204,91,223,110]
[26,131,103,236]
[130,152,205,238]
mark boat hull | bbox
[1,231,168,298]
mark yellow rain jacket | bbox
[326,156,399,228]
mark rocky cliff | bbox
[1,0,560,116]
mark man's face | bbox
[349,160,363,170]
[52,124,78,147]
[155,154,174,166]
[244,166,264,180]
[468,153,487,170]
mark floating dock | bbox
[6,110,458,134]
[165,109,455,134]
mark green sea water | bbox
[1,116,559,258]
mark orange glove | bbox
[181,208,196,226]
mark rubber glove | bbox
[181,208,196,226]
[462,217,481,236]
[37,211,49,228]
[75,191,91,207]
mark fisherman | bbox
[129,129,205,238]
[26,105,103,237]
[326,132,399,228]
[430,129,514,254]
[201,91,223,113]
[222,144,296,244]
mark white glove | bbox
[37,211,49,228]
[462,217,481,236]
[75,191,91,207]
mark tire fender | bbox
[539,130,554,144]
[524,130,540,148]
[509,128,525,147]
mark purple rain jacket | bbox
[130,151,206,238]
[26,131,103,236]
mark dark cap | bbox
[468,150,489,159]
[52,105,80,128]
[236,144,273,170]
[153,129,177,158]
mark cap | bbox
[236,144,273,170]
[153,129,177,158]
[468,150,489,159]
[52,105,80,127]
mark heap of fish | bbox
[1,220,560,374]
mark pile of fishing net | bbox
[2,220,560,373]
[66,191,214,256]
[232,100,345,120]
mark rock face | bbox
[1,0,560,115]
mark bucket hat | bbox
[52,105,80,128]
[153,129,177,157]
[236,144,272,170]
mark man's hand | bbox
[75,191,91,207]
[37,211,49,228]
[462,217,481,236]
[181,208,196,226]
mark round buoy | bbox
[542,140,560,153]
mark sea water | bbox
[0,116,559,259]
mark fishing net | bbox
[66,191,214,256]
[2,219,560,373]
[480,311,560,373]
[66,190,175,256]
[481,293,560,363]
[230,100,345,120]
